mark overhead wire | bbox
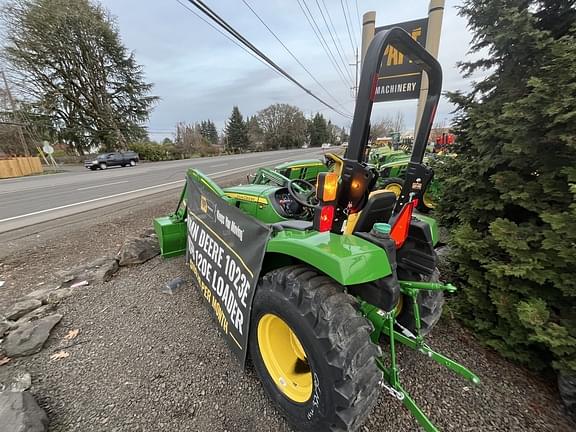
[295,0,354,89]
[339,0,357,54]
[180,0,352,118]
[344,0,360,45]
[320,0,352,62]
[239,0,352,115]
[175,0,286,83]
[313,0,354,84]
[353,0,361,32]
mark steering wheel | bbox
[287,179,318,208]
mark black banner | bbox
[375,18,428,102]
[186,175,271,364]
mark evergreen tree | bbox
[1,0,158,153]
[437,0,576,376]
[225,106,249,152]
[308,113,329,147]
[198,120,218,144]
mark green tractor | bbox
[248,159,328,188]
[154,28,479,432]
[368,148,439,212]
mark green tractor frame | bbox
[154,28,479,432]
[368,148,440,212]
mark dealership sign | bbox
[375,18,428,102]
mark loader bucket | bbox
[154,215,187,258]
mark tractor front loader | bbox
[155,27,479,432]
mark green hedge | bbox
[436,2,576,375]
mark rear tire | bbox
[558,372,576,421]
[249,265,382,432]
[129,160,137,166]
[99,162,107,170]
[396,269,444,336]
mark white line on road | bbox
[210,163,229,168]
[0,154,307,224]
[0,180,185,223]
[76,180,129,191]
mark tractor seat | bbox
[351,190,397,233]
[271,220,313,233]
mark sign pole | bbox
[414,0,445,135]
[361,11,376,67]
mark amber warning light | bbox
[316,172,339,202]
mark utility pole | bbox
[361,11,376,67]
[1,70,30,157]
[349,47,359,98]
[414,0,445,134]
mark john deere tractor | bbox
[154,28,479,432]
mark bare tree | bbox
[392,111,405,133]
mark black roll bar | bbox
[346,27,443,165]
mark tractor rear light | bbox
[314,204,334,232]
[390,200,415,248]
[316,172,339,202]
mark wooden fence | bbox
[0,157,44,179]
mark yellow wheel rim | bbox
[384,182,403,197]
[423,191,435,209]
[257,313,313,403]
[394,295,403,317]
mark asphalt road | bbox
[0,148,325,233]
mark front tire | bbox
[249,265,382,432]
[99,162,107,170]
[380,177,404,198]
[129,160,137,166]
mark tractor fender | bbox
[264,230,392,286]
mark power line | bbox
[353,0,361,32]
[339,0,357,53]
[345,0,361,44]
[239,0,351,115]
[175,0,286,83]
[296,0,353,89]
[320,0,352,62]
[180,0,352,119]
[313,0,354,84]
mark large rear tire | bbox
[558,372,576,421]
[249,265,382,432]
[396,269,444,336]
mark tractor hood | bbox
[223,184,278,202]
[274,159,324,170]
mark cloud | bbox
[99,0,480,138]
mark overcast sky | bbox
[98,0,478,140]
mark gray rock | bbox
[161,277,186,295]
[0,371,32,393]
[3,314,62,357]
[15,305,57,326]
[24,288,57,304]
[46,288,75,304]
[2,299,43,321]
[59,256,119,286]
[0,392,48,432]
[0,320,11,337]
[117,233,160,266]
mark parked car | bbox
[321,143,332,149]
[84,151,139,170]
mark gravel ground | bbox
[0,185,574,432]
